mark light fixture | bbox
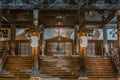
[56,12,65,25]
[58,21,62,25]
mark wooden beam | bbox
[0,10,16,24]
[0,13,2,20]
[103,27,108,56]
[103,10,116,24]
[86,21,103,25]
[44,25,74,29]
[117,10,120,58]
[79,9,85,28]
[16,21,33,25]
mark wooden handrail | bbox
[110,48,120,76]
[0,49,8,72]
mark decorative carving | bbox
[49,0,69,9]
[0,0,120,9]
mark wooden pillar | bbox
[72,40,75,55]
[74,28,77,54]
[75,25,79,55]
[38,35,41,55]
[78,9,85,56]
[117,10,120,56]
[79,9,85,28]
[78,33,80,55]
[103,27,108,56]
[78,9,87,77]
[41,31,44,56]
[117,10,120,76]
[10,24,16,55]
[0,11,1,20]
[0,13,2,49]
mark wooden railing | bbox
[0,49,8,72]
[110,48,120,76]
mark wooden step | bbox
[39,56,79,77]
[0,77,30,80]
[86,57,117,78]
[1,56,32,77]
[89,78,117,80]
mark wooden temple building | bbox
[0,0,120,80]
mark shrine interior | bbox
[0,0,120,80]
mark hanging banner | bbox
[0,28,11,41]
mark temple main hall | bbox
[0,0,120,80]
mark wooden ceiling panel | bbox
[39,10,78,27]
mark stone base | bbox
[29,77,40,80]
[78,77,88,80]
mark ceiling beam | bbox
[103,11,116,24]
[0,10,16,24]
[44,25,74,29]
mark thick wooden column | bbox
[117,10,120,76]
[78,9,88,78]
[74,25,79,55]
[103,27,108,56]
[41,31,45,56]
[117,10,120,56]
[79,9,85,28]
[39,34,42,55]
[0,13,2,48]
[10,24,16,55]
[0,12,1,21]
[74,28,77,54]
[72,40,75,55]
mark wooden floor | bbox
[0,77,118,80]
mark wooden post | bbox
[78,33,80,55]
[103,27,108,56]
[10,24,16,55]
[41,32,44,56]
[0,13,2,49]
[75,25,79,55]
[79,9,85,28]
[117,10,120,56]
[0,11,1,20]
[117,10,120,77]
[72,40,75,55]
[45,41,47,56]
[74,28,77,55]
